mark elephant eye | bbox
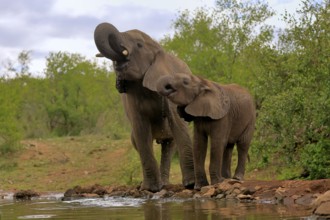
[137,42,143,48]
[183,78,190,86]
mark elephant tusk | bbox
[96,53,104,57]
[122,50,128,56]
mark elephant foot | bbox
[140,181,162,193]
[232,174,244,181]
[210,177,225,185]
[194,180,209,190]
[183,181,195,189]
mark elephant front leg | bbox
[193,129,209,190]
[159,139,176,186]
[131,125,162,192]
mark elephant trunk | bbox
[156,76,176,97]
[94,22,128,61]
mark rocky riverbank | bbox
[60,179,329,218]
[8,179,330,219]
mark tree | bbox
[254,0,330,178]
[161,0,274,86]
[44,52,127,136]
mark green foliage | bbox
[118,148,142,185]
[161,0,274,86]
[0,78,23,154]
[0,51,129,145]
[43,52,129,137]
[301,140,330,179]
[253,0,330,178]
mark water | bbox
[0,193,312,220]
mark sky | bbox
[0,0,303,77]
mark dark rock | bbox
[14,190,40,200]
[295,193,314,206]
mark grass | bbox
[0,135,290,192]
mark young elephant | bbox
[157,73,256,189]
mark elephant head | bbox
[157,73,230,120]
[94,22,178,92]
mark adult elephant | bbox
[157,73,256,189]
[94,23,195,192]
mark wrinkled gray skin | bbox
[94,23,195,192]
[157,73,256,189]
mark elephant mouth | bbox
[113,60,129,72]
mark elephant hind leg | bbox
[222,143,235,179]
[159,138,176,186]
[233,140,251,180]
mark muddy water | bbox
[0,194,311,220]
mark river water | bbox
[0,193,312,219]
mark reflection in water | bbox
[0,196,310,220]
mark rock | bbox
[200,186,213,194]
[314,201,330,216]
[232,188,241,196]
[275,187,287,202]
[153,189,168,199]
[283,196,295,206]
[193,193,202,199]
[174,189,193,198]
[63,188,77,197]
[13,190,40,200]
[216,180,234,193]
[237,194,254,201]
[228,179,242,185]
[201,187,216,198]
[81,193,100,198]
[312,190,330,218]
[295,194,314,206]
[254,186,262,191]
[215,194,225,199]
[312,190,330,207]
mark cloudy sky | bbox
[0,0,303,77]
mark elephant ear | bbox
[185,84,230,120]
[143,51,170,92]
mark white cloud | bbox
[0,0,305,76]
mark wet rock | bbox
[295,193,314,206]
[237,194,254,201]
[13,190,40,200]
[63,188,77,198]
[215,193,225,199]
[275,187,287,202]
[81,193,100,198]
[254,186,262,191]
[201,186,216,198]
[283,196,295,206]
[215,180,233,194]
[174,189,193,198]
[232,188,241,196]
[153,189,168,199]
[314,201,330,217]
[312,190,330,218]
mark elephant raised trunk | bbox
[94,22,128,61]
